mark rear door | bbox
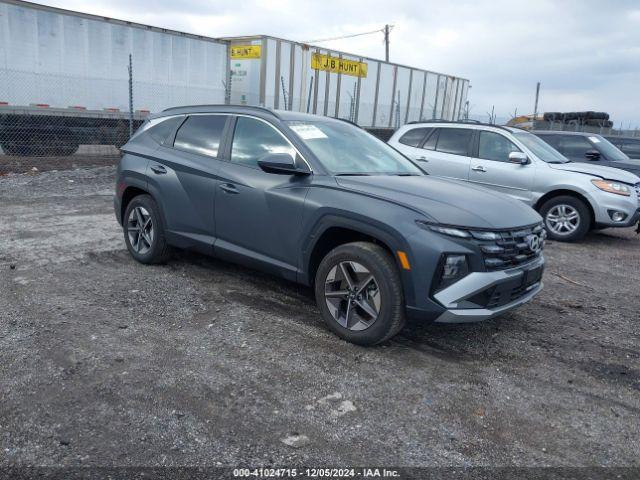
[149,114,229,252]
[419,127,473,180]
[468,130,534,202]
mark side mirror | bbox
[585,149,601,161]
[257,153,310,175]
[508,151,529,165]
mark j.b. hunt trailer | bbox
[224,35,469,130]
[0,0,470,155]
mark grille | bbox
[635,183,640,202]
[471,224,545,271]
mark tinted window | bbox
[398,128,430,147]
[559,135,594,157]
[478,131,521,162]
[173,115,227,157]
[435,128,473,155]
[422,129,438,150]
[537,135,562,149]
[231,117,296,167]
[147,116,183,144]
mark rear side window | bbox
[231,117,296,168]
[435,128,473,155]
[398,128,431,147]
[147,116,184,145]
[478,131,521,162]
[173,115,228,157]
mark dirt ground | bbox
[1,166,639,469]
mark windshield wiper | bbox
[335,173,371,176]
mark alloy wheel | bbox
[127,206,154,254]
[545,204,580,235]
[324,261,381,331]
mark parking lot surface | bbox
[1,166,639,466]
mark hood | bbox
[549,162,640,184]
[335,175,542,230]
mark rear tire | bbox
[123,194,170,264]
[539,195,591,242]
[314,242,405,346]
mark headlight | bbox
[434,254,470,292]
[420,223,470,238]
[591,179,631,196]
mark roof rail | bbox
[161,104,281,119]
[407,119,511,132]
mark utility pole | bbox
[533,81,541,120]
[384,24,390,62]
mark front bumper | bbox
[433,256,544,323]
[590,187,640,228]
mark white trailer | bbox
[0,0,470,155]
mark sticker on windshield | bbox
[290,124,328,140]
[588,136,601,143]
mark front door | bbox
[214,116,310,279]
[468,130,534,203]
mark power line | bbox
[302,26,391,44]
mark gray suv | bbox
[115,106,545,346]
[389,122,640,242]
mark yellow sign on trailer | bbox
[311,53,367,78]
[230,45,262,59]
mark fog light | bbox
[609,210,626,222]
[435,254,469,292]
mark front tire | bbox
[314,242,405,346]
[123,194,170,264]
[539,195,591,242]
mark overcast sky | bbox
[41,0,640,127]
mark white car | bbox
[389,122,640,241]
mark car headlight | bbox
[421,223,470,238]
[434,254,470,292]
[591,179,631,196]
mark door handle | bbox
[219,183,239,194]
[471,165,487,173]
[416,156,429,162]
[150,164,167,174]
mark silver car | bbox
[389,122,640,242]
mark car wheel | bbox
[314,242,405,346]
[123,194,170,264]
[539,195,591,242]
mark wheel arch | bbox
[534,189,595,226]
[120,186,149,223]
[301,215,409,288]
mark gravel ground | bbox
[1,166,639,468]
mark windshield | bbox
[286,120,422,175]
[513,131,570,163]
[590,135,629,162]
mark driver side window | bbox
[231,117,296,168]
[478,131,521,162]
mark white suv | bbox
[389,122,640,241]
